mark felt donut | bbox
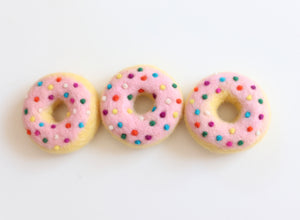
[184,72,270,153]
[23,73,100,154]
[100,65,183,147]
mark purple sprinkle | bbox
[34,130,40,136]
[152,93,157,99]
[64,138,70,143]
[145,135,152,140]
[128,73,134,79]
[216,88,222,93]
[208,121,214,127]
[102,109,108,115]
[204,81,210,86]
[73,83,78,88]
[70,98,75,104]
[259,114,264,120]
[48,95,54,100]
[51,124,56,129]
[160,112,166,118]
[251,85,256,90]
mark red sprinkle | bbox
[247,126,253,132]
[138,89,144,93]
[194,87,198,92]
[56,77,62,82]
[112,95,119,101]
[65,123,71,128]
[34,97,40,102]
[141,75,147,81]
[194,122,200,128]
[237,85,243,91]
[176,99,182,104]
[26,129,31,135]
[131,130,138,136]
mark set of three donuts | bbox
[23,65,270,154]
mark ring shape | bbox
[23,73,100,154]
[100,65,183,147]
[184,72,270,153]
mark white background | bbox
[0,0,299,219]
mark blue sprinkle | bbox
[164,124,170,131]
[64,92,69,98]
[37,81,43,86]
[39,122,44,127]
[117,122,123,128]
[78,122,84,128]
[216,135,223,141]
[195,109,200,115]
[152,73,158,78]
[245,111,251,118]
[219,77,226,82]
[135,140,141,145]
[107,84,112,89]
[152,106,157,112]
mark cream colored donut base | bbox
[28,73,100,154]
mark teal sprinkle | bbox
[117,122,123,128]
[152,73,158,78]
[39,122,44,127]
[245,112,251,118]
[37,81,43,86]
[164,124,170,131]
[64,92,69,98]
[219,77,226,82]
[135,140,141,145]
[195,109,200,115]
[107,84,112,89]
[78,122,84,128]
[152,106,157,112]
[216,135,223,141]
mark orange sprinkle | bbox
[247,126,253,132]
[34,97,39,102]
[194,87,198,92]
[138,89,144,93]
[194,122,200,128]
[112,95,119,101]
[65,123,71,128]
[131,130,138,136]
[56,77,62,82]
[141,75,147,81]
[26,129,31,135]
[176,99,182,104]
[237,85,243,91]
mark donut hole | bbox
[217,102,240,122]
[52,101,69,122]
[134,93,155,114]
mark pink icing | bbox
[23,75,91,149]
[100,66,183,146]
[185,72,269,150]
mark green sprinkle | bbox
[121,134,127,139]
[80,99,86,104]
[42,138,48,143]
[149,120,156,126]
[137,67,143,72]
[202,94,208,100]
[238,140,244,146]
[202,131,208,137]
[258,99,263,104]
[233,76,239,81]
[172,83,177,88]
[24,108,28,115]
[127,94,133,100]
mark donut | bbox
[184,72,270,153]
[100,65,183,147]
[23,73,100,154]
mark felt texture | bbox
[23,73,100,154]
[100,65,183,147]
[184,72,270,153]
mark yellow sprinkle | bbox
[160,85,166,90]
[127,108,133,114]
[66,112,71,117]
[246,95,252,100]
[112,109,118,114]
[190,99,195,104]
[116,74,122,79]
[30,116,35,122]
[229,128,235,134]
[48,84,54,90]
[173,112,178,118]
[54,145,60,151]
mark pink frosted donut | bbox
[184,72,270,153]
[23,73,100,154]
[100,65,183,147]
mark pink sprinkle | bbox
[208,121,214,127]
[51,124,56,129]
[259,114,264,120]
[34,130,40,136]
[48,95,54,100]
[152,93,157,99]
[145,135,152,140]
[251,85,256,90]
[128,73,134,79]
[70,98,75,104]
[216,88,222,93]
[64,138,70,143]
[160,112,166,118]
[204,81,210,86]
[226,141,233,147]
[73,83,78,88]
